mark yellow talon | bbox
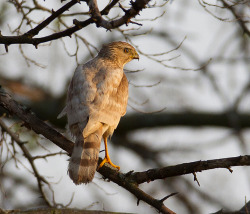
[99,157,120,170]
[98,137,120,170]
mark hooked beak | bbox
[133,51,139,60]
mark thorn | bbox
[4,44,8,52]
[102,176,110,182]
[119,3,127,13]
[160,192,178,202]
[227,167,233,173]
[137,199,140,206]
[73,19,81,29]
[130,0,144,10]
[52,9,55,13]
[130,0,136,8]
[125,170,134,176]
[193,172,200,186]
[129,20,142,26]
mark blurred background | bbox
[0,0,249,213]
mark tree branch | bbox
[0,90,175,214]
[129,155,250,184]
[0,0,150,47]
[24,0,81,38]
[117,111,250,134]
[0,118,53,206]
[220,0,250,37]
[85,0,147,29]
[0,208,134,214]
[0,91,73,154]
[97,163,176,214]
[1,91,250,214]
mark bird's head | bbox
[98,41,139,68]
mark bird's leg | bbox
[98,137,120,170]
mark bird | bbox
[58,41,139,184]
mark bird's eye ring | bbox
[124,48,129,53]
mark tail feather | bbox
[68,128,102,184]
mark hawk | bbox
[59,41,139,184]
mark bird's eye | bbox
[124,48,129,53]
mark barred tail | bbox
[68,128,102,184]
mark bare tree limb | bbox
[1,200,248,214]
[0,118,53,206]
[24,0,80,38]
[220,0,250,37]
[129,155,250,184]
[97,164,176,214]
[0,208,133,214]
[1,91,250,213]
[0,0,150,47]
[117,111,250,134]
[0,91,73,154]
[0,90,175,214]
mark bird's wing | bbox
[64,58,128,138]
[83,63,128,137]
[66,63,97,136]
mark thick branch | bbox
[0,91,175,214]
[1,91,250,213]
[97,163,176,214]
[0,0,149,46]
[86,0,147,29]
[0,20,91,47]
[2,202,249,214]
[0,208,133,214]
[117,111,250,134]
[2,95,250,130]
[0,91,73,154]
[24,0,80,38]
[130,155,250,184]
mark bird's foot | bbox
[98,157,120,170]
